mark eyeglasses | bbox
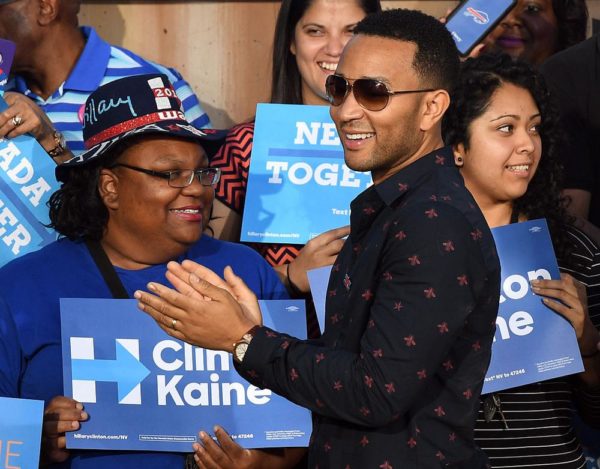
[325,74,434,111]
[110,164,220,188]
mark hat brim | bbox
[56,120,226,183]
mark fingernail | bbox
[134,291,141,299]
[71,421,79,429]
[81,411,88,420]
[190,273,199,283]
[192,443,199,451]
[75,402,83,410]
[530,279,540,285]
[199,431,207,439]
[148,283,157,291]
[137,302,145,311]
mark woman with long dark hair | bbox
[443,53,600,469]
[210,0,381,300]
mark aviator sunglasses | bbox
[326,74,434,111]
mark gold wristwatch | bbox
[233,326,260,364]
[47,130,66,157]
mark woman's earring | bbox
[455,156,464,167]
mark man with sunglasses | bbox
[136,9,501,468]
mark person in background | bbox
[137,9,501,468]
[540,35,600,230]
[483,0,588,66]
[0,73,302,468]
[443,53,600,469]
[210,0,381,302]
[0,0,210,161]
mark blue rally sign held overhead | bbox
[0,97,59,267]
[241,103,371,244]
[61,298,311,452]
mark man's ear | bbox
[38,0,59,26]
[419,89,451,132]
[98,169,119,210]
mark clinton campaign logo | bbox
[464,7,490,24]
[70,337,150,405]
[61,299,312,452]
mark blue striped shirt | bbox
[7,26,211,155]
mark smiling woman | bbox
[443,53,600,469]
[209,0,380,292]
[0,73,291,468]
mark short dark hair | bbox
[270,0,382,104]
[48,137,142,241]
[552,0,588,52]
[353,8,460,91]
[442,53,572,259]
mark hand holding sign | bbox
[41,396,88,465]
[136,262,260,351]
[532,273,600,356]
[0,92,66,160]
[284,225,350,293]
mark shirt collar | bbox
[63,26,112,92]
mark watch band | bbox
[47,130,66,157]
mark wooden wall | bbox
[80,1,600,129]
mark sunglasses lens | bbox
[326,75,349,106]
[354,79,390,111]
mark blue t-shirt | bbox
[0,235,287,468]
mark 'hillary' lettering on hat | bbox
[84,96,137,128]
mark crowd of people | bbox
[0,0,599,468]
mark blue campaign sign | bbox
[0,97,59,267]
[306,220,584,394]
[483,219,584,393]
[241,103,371,244]
[0,39,16,91]
[61,298,311,452]
[307,265,332,334]
[0,396,44,468]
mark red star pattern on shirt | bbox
[362,290,374,301]
[385,382,396,393]
[364,375,374,388]
[333,380,343,391]
[395,230,407,240]
[434,405,446,417]
[435,155,446,165]
[380,461,393,469]
[424,287,436,299]
[398,182,409,192]
[417,369,427,379]
[443,359,454,371]
[289,368,299,381]
[360,435,369,447]
[425,208,438,218]
[363,206,376,215]
[437,322,449,334]
[463,388,473,400]
[457,274,469,286]
[315,353,325,363]
[442,240,455,252]
[404,335,416,347]
[408,255,421,266]
[383,271,393,281]
[393,301,403,311]
[407,437,417,448]
[372,348,383,358]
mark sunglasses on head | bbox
[325,74,434,111]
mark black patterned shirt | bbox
[238,147,501,469]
